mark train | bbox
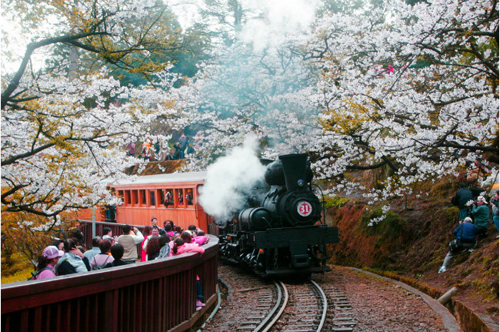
[216,153,339,277]
[75,153,338,277]
[76,170,211,232]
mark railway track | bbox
[269,279,327,332]
[318,281,357,331]
[230,276,355,332]
[212,264,458,332]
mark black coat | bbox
[455,188,473,209]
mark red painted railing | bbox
[1,235,219,332]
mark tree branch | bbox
[2,31,109,109]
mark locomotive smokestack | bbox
[279,153,309,192]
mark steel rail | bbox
[197,284,222,332]
[255,280,288,332]
[310,279,328,332]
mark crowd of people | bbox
[126,130,204,162]
[439,157,499,274]
[32,218,209,310]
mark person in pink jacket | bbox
[172,238,205,256]
[32,246,64,280]
[193,231,209,246]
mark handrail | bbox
[1,235,219,332]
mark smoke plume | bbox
[199,136,266,221]
[239,0,321,51]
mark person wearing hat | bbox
[438,217,478,274]
[34,246,64,279]
[471,196,490,236]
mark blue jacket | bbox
[453,222,477,243]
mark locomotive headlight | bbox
[297,179,304,186]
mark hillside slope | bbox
[326,176,499,326]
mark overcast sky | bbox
[1,0,320,76]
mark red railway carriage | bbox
[89,171,211,232]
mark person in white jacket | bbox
[117,225,144,263]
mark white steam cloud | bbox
[199,136,266,221]
[170,0,320,52]
[239,0,321,51]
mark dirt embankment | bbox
[326,176,499,327]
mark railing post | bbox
[92,207,96,238]
[103,289,119,332]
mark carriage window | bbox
[186,188,194,205]
[124,190,131,205]
[118,190,125,205]
[140,190,146,205]
[175,189,185,207]
[149,190,155,206]
[132,190,138,205]
[164,189,174,207]
[157,189,164,206]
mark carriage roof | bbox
[104,171,207,186]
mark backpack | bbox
[58,260,78,275]
[28,267,51,280]
[92,255,111,270]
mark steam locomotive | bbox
[217,153,339,277]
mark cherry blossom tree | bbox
[304,0,498,214]
[176,0,497,224]
[2,0,497,228]
[1,0,188,219]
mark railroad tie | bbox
[332,320,357,327]
[331,327,354,332]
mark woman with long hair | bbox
[145,236,161,261]
[55,238,89,275]
[156,235,171,259]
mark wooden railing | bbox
[1,235,219,332]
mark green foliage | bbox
[2,244,33,284]
[360,208,407,239]
[1,212,79,270]
[323,195,349,209]
[446,206,459,223]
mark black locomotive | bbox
[217,153,339,277]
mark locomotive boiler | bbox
[217,153,339,277]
